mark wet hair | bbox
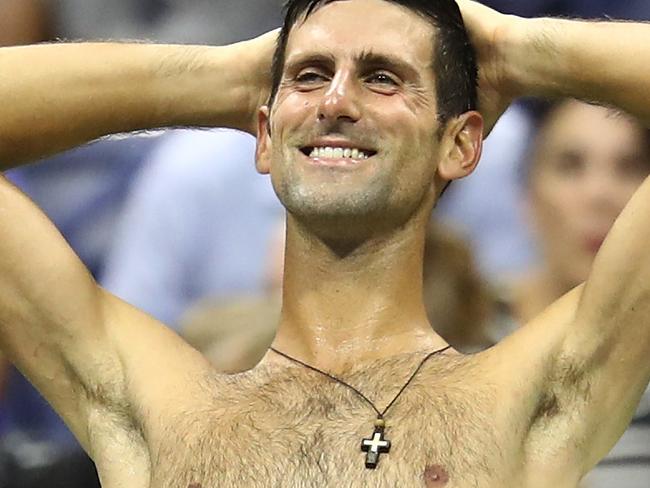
[268,0,478,124]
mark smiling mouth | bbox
[300,146,378,161]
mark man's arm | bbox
[459,1,650,131]
[0,175,212,458]
[0,33,275,457]
[0,32,275,166]
[459,1,650,473]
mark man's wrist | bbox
[235,32,276,133]
[501,17,582,100]
[183,35,274,135]
[149,44,251,132]
[497,17,554,99]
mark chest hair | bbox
[151,353,525,487]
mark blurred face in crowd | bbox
[256,0,481,241]
[0,0,50,46]
[527,100,650,289]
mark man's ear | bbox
[436,111,484,181]
[255,105,272,175]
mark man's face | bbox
[257,0,446,238]
[528,100,650,288]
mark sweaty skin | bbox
[0,1,649,487]
[144,347,581,487]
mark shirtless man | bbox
[0,0,649,486]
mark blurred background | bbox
[0,1,648,487]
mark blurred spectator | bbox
[0,0,51,46]
[506,99,650,487]
[0,440,100,488]
[483,0,650,20]
[101,129,284,327]
[54,0,282,44]
[422,223,495,353]
[182,295,279,373]
[436,104,536,282]
[10,137,158,277]
[181,220,495,372]
[50,0,650,47]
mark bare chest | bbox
[149,357,529,488]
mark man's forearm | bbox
[504,18,650,124]
[0,38,271,168]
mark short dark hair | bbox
[268,0,478,124]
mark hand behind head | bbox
[456,0,522,137]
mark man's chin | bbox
[286,198,413,249]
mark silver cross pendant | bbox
[361,424,391,469]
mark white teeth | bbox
[307,146,371,160]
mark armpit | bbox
[532,353,594,423]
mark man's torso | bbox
[94,345,588,488]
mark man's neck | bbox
[268,214,447,375]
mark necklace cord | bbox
[269,345,453,419]
[379,346,452,416]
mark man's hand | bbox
[459,0,650,128]
[457,0,522,136]
[237,30,278,135]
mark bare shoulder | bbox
[102,291,219,421]
[479,286,593,480]
[90,292,218,485]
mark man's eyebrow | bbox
[284,52,337,72]
[356,50,421,79]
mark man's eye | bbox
[366,73,398,85]
[553,155,585,177]
[295,72,327,83]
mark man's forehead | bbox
[285,0,436,68]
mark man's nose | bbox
[317,70,361,124]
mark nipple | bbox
[424,465,449,487]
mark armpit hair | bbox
[532,352,593,423]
